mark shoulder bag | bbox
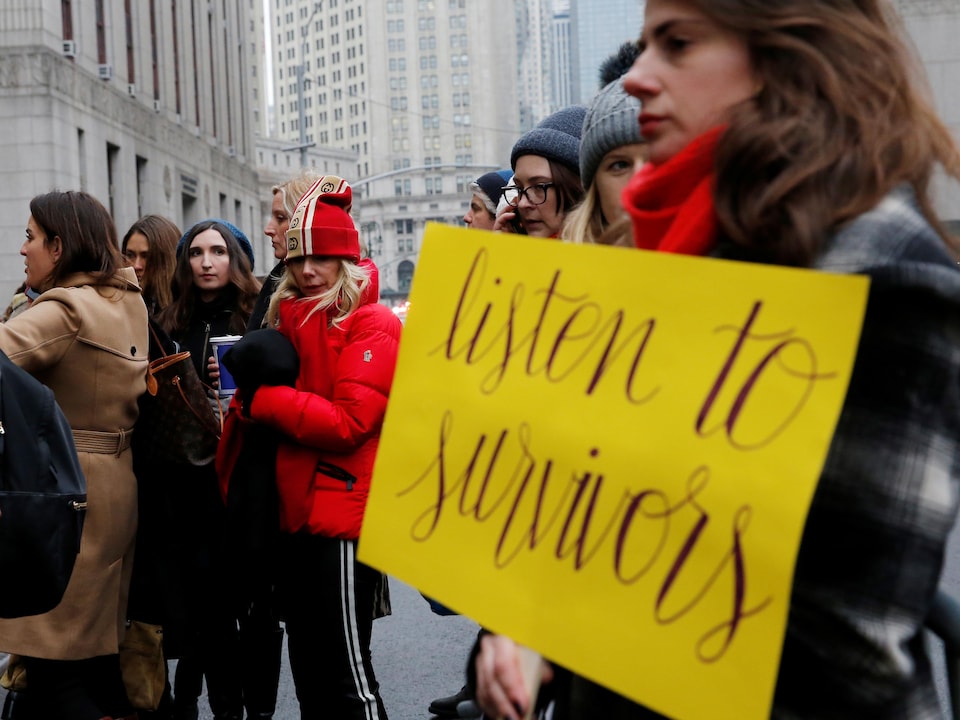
[137,320,222,467]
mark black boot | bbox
[1,690,31,720]
[170,696,198,720]
[240,625,283,719]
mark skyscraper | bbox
[266,0,521,301]
[571,0,644,102]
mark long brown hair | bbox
[548,159,585,218]
[158,220,260,336]
[122,215,180,311]
[29,191,121,288]
[693,0,960,265]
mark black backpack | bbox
[0,349,87,618]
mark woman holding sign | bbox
[474,1,960,718]
[231,176,401,720]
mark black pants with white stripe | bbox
[278,534,388,720]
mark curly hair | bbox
[689,0,960,265]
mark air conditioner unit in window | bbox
[97,64,113,80]
[227,146,236,157]
[62,40,77,58]
[127,84,136,97]
[153,99,161,112]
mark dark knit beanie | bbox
[579,78,643,190]
[177,218,255,271]
[510,105,588,173]
[471,169,514,215]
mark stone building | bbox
[0,0,262,297]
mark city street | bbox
[191,577,481,720]
[4,529,960,719]
[198,519,960,719]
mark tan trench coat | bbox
[0,269,148,659]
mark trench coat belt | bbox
[72,428,133,456]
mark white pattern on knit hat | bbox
[285,175,360,262]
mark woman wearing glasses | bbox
[496,105,587,239]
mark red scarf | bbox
[621,126,723,256]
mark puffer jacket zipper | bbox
[315,459,356,490]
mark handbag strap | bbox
[147,324,224,431]
[149,320,170,359]
[172,373,224,433]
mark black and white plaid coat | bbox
[768,187,960,718]
[536,188,960,719]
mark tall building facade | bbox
[895,0,960,226]
[570,0,643,102]
[551,5,574,111]
[267,0,520,302]
[515,0,554,131]
[0,1,263,298]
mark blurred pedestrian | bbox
[563,42,646,247]
[463,170,513,231]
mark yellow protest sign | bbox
[359,223,869,720]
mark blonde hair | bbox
[273,171,324,217]
[562,187,634,247]
[266,259,370,329]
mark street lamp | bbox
[294,3,322,168]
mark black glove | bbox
[221,328,299,396]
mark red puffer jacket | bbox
[248,267,401,538]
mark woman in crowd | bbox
[495,105,587,239]
[0,190,148,720]
[474,1,960,718]
[463,169,513,232]
[157,219,259,720]
[212,172,323,720]
[562,43,646,247]
[225,176,401,719]
[122,215,180,316]
[250,171,321,330]
[120,214,183,720]
[159,219,259,384]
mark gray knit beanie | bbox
[510,105,588,173]
[579,78,643,190]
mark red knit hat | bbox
[285,175,360,262]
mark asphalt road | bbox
[199,519,960,718]
[190,577,481,720]
[5,524,960,719]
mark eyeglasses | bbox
[501,182,555,208]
